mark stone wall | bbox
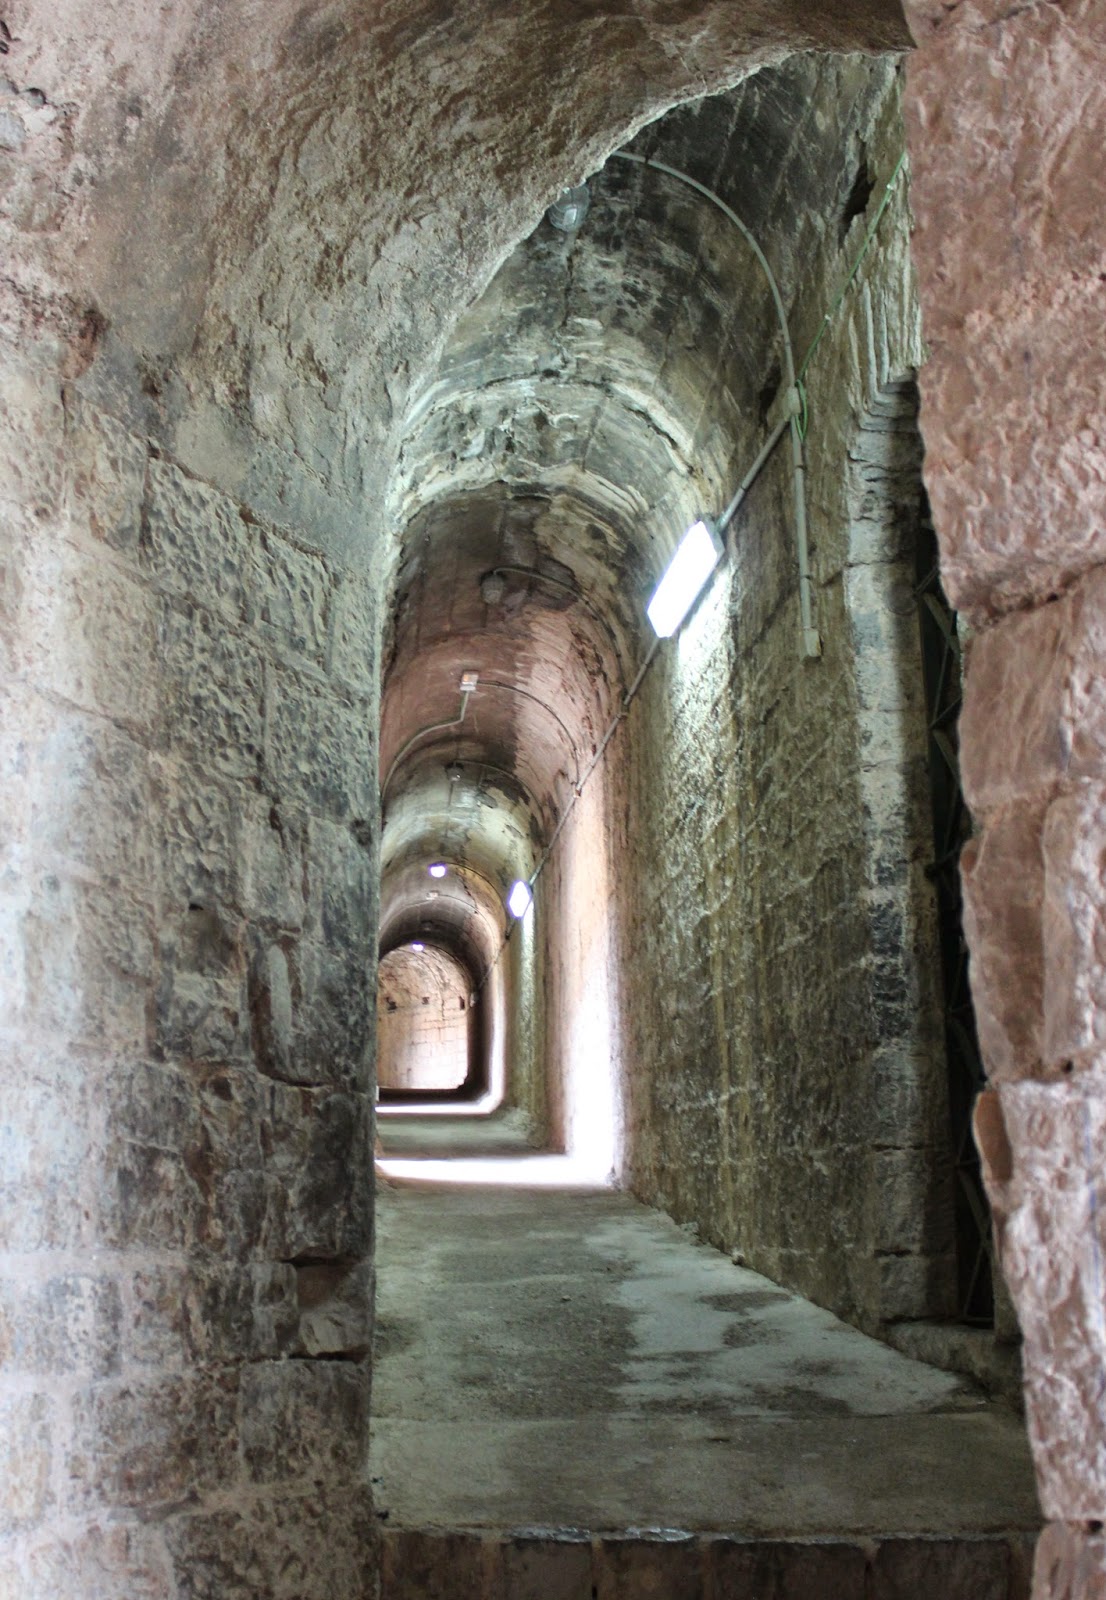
[0,294,379,1592]
[609,60,957,1334]
[902,0,1106,1588]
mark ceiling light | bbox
[411,941,425,952]
[646,519,723,638]
[428,863,448,879]
[507,880,533,918]
[548,184,590,232]
[460,670,479,693]
[480,572,507,605]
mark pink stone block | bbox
[990,1078,1106,1518]
[961,804,1047,1080]
[1043,786,1106,1065]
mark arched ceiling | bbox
[7,0,909,532]
[379,52,901,953]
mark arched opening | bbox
[5,0,1099,1593]
[377,943,475,1097]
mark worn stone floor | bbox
[372,1115,1041,1597]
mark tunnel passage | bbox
[378,49,1003,1368]
[377,944,475,1097]
[6,0,1103,1592]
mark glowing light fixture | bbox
[507,879,533,919]
[411,941,425,952]
[646,518,723,638]
[548,184,590,232]
[428,862,448,879]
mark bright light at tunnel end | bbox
[507,879,533,919]
[646,518,723,638]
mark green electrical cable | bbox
[796,149,908,437]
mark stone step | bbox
[380,1526,1037,1599]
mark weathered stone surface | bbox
[266,662,375,819]
[903,0,1106,617]
[0,1392,53,1536]
[1042,785,1106,1067]
[129,1263,298,1369]
[239,1358,367,1483]
[160,600,265,781]
[163,1484,376,1600]
[68,1373,239,1509]
[0,1274,122,1377]
[294,1259,373,1358]
[64,392,148,552]
[1033,1522,1106,1600]
[960,804,1047,1081]
[0,1523,175,1599]
[983,1076,1106,1518]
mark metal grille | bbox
[915,514,994,1326]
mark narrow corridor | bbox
[373,1119,1040,1598]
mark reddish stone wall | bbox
[903,1,1106,1591]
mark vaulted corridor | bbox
[4,3,1104,1598]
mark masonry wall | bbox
[0,297,379,1592]
[610,61,955,1335]
[902,0,1106,1589]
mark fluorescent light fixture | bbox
[507,880,532,919]
[410,941,425,952]
[428,862,448,879]
[646,518,723,638]
[459,670,479,693]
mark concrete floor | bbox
[372,1117,1040,1544]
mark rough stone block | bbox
[262,1083,373,1262]
[870,1535,1013,1599]
[65,394,148,553]
[0,1046,91,1251]
[0,347,66,522]
[871,1146,953,1256]
[306,815,377,948]
[153,757,238,912]
[595,1534,705,1598]
[266,663,375,820]
[20,874,153,1048]
[239,1358,367,1484]
[0,1522,174,1598]
[142,458,258,622]
[294,1259,373,1359]
[960,803,1047,1080]
[129,1262,297,1369]
[164,1485,377,1599]
[1033,1522,1106,1600]
[236,796,306,930]
[1043,786,1106,1066]
[498,1533,592,1600]
[0,1274,122,1378]
[0,1392,53,1535]
[990,1076,1106,1518]
[160,599,264,781]
[256,529,331,663]
[876,1249,956,1322]
[154,902,250,1063]
[707,1537,868,1599]
[19,540,159,730]
[68,1372,239,1509]
[30,710,156,892]
[380,1529,491,1599]
[328,571,378,692]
